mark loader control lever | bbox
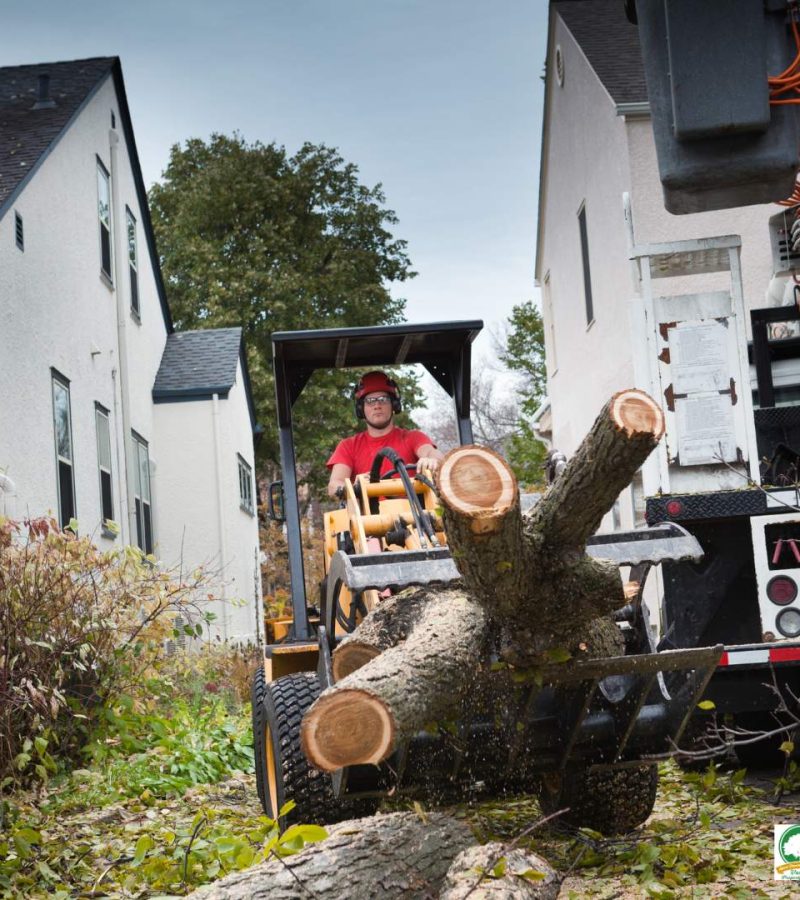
[368,448,438,548]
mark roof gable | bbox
[0,56,173,333]
[555,0,646,106]
[0,57,116,212]
[153,327,257,430]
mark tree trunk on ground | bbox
[439,842,558,900]
[186,811,475,900]
[302,389,664,770]
[303,589,489,770]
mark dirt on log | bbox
[302,389,664,771]
[185,811,476,900]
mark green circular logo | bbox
[779,825,800,864]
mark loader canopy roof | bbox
[272,320,482,425]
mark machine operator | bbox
[326,371,444,498]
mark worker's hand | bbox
[416,456,441,475]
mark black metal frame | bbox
[271,320,482,640]
[750,303,800,409]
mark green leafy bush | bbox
[0,516,214,784]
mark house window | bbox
[238,454,254,514]
[126,208,139,319]
[51,371,76,529]
[14,212,23,251]
[97,159,112,280]
[578,203,594,325]
[95,404,114,528]
[132,432,153,555]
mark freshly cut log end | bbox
[301,688,395,771]
[332,642,380,682]
[437,445,518,533]
[610,389,664,440]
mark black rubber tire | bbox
[538,764,659,835]
[251,665,269,812]
[252,669,379,828]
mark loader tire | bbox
[252,669,378,829]
[538,764,658,835]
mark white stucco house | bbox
[536,0,792,528]
[0,57,263,644]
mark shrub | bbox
[0,516,215,784]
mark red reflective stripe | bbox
[718,652,730,666]
[770,647,800,663]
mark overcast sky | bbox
[2,0,549,371]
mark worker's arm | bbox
[415,443,445,475]
[327,463,352,498]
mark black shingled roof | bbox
[153,328,244,401]
[555,0,647,105]
[0,57,115,212]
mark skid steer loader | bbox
[252,321,723,834]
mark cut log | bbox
[436,389,664,647]
[186,811,475,899]
[528,389,664,550]
[301,389,666,770]
[302,589,488,771]
[439,842,558,899]
[332,588,431,682]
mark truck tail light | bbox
[767,575,798,605]
[777,608,800,638]
[665,500,683,517]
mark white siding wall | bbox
[0,72,260,644]
[152,358,261,644]
[0,75,168,540]
[539,17,636,463]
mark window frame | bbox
[577,202,595,327]
[126,206,140,321]
[238,454,254,515]
[132,431,154,555]
[97,157,113,283]
[51,369,76,529]
[95,403,115,533]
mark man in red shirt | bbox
[327,371,444,497]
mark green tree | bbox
[149,134,418,493]
[500,300,548,486]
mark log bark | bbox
[436,389,664,651]
[439,842,558,900]
[332,588,431,682]
[186,811,475,899]
[303,589,488,770]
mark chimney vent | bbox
[33,73,56,110]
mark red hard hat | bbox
[354,371,399,400]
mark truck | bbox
[619,194,800,765]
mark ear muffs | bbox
[353,373,402,419]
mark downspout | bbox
[212,393,229,641]
[109,129,136,545]
[0,473,16,518]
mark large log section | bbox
[302,390,664,772]
[186,812,557,900]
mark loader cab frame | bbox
[271,320,482,643]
